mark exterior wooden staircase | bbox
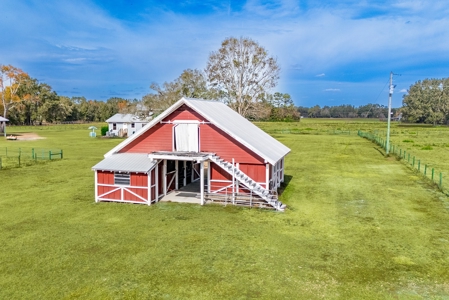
[208,154,286,211]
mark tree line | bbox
[297,104,398,119]
[1,36,448,126]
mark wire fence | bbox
[358,131,448,195]
[0,147,63,170]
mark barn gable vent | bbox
[114,172,130,185]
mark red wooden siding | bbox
[120,123,172,153]
[200,124,264,164]
[131,173,147,187]
[97,171,114,185]
[210,162,231,181]
[239,163,266,183]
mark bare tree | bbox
[141,69,218,116]
[206,37,280,117]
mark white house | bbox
[105,114,151,137]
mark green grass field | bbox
[1,122,449,299]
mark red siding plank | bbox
[120,123,173,153]
[200,124,264,164]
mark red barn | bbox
[92,98,290,211]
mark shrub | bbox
[403,139,414,143]
[421,145,433,150]
[101,126,109,136]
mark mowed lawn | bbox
[1,125,449,299]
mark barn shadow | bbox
[277,174,293,196]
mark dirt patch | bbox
[10,133,46,141]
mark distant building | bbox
[105,114,151,137]
[392,113,402,122]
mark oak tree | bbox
[402,78,449,125]
[206,37,280,117]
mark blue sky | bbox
[1,0,448,108]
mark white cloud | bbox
[1,0,449,102]
[400,89,407,93]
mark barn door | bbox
[174,123,199,152]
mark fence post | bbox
[440,173,443,189]
[32,148,35,159]
[408,153,410,163]
[424,164,427,176]
[49,150,52,160]
[413,156,415,167]
[60,150,63,159]
[18,155,20,166]
[418,160,420,172]
[432,168,435,181]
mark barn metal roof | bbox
[92,153,156,173]
[0,116,9,122]
[104,98,291,165]
[105,114,150,123]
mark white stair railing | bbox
[208,154,286,211]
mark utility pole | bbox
[386,72,394,155]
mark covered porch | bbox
[150,151,211,205]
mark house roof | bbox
[104,98,291,165]
[105,113,150,123]
[92,153,156,173]
[0,116,9,122]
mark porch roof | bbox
[92,153,156,173]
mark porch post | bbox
[163,160,167,196]
[266,163,270,190]
[147,171,151,205]
[155,162,159,202]
[281,157,285,183]
[207,161,211,193]
[236,162,239,193]
[232,158,235,205]
[200,161,205,205]
[94,171,98,202]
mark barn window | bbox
[114,172,130,185]
[113,123,117,130]
[131,123,135,128]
